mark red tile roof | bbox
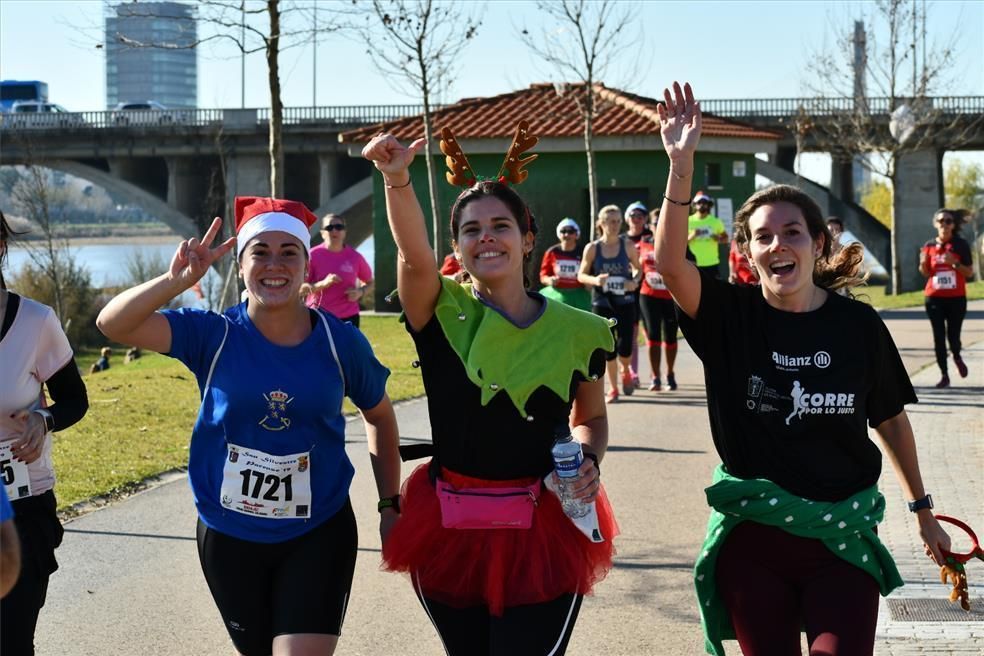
[339,83,782,143]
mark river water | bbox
[4,237,376,307]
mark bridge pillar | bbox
[225,154,271,203]
[772,145,797,172]
[166,157,208,229]
[893,147,943,293]
[107,157,169,202]
[319,155,339,209]
[828,156,854,206]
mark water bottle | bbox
[551,426,590,519]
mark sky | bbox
[1,0,982,183]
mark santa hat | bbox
[234,196,318,258]
[693,191,714,204]
[556,217,580,238]
[624,201,648,219]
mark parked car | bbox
[4,100,87,128]
[111,101,191,125]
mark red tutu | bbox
[382,462,619,615]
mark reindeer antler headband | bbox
[440,120,539,188]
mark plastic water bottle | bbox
[551,426,590,519]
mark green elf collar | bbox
[423,276,614,416]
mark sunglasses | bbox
[322,224,346,231]
[559,229,578,235]
[935,217,954,225]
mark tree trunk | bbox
[267,0,284,198]
[890,175,902,294]
[419,58,441,261]
[583,89,599,241]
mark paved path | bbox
[34,301,983,655]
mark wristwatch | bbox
[33,408,55,433]
[907,494,933,513]
[377,495,401,514]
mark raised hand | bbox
[657,82,702,164]
[168,217,236,289]
[361,134,427,178]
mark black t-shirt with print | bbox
[679,275,917,501]
[407,315,608,481]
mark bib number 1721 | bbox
[240,469,293,502]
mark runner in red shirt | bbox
[637,211,680,391]
[539,218,591,311]
[918,208,975,388]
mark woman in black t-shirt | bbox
[361,128,617,655]
[651,83,952,656]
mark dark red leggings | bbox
[716,521,879,656]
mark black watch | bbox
[377,495,401,514]
[907,494,933,513]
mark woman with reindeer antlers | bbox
[361,123,618,655]
[653,82,951,656]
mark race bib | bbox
[695,228,711,238]
[645,271,666,290]
[220,444,312,519]
[932,270,957,290]
[555,260,579,280]
[0,442,33,501]
[604,276,626,295]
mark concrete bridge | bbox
[0,106,430,248]
[2,97,981,292]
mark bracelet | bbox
[378,494,401,513]
[384,175,412,189]
[33,408,55,433]
[663,193,691,207]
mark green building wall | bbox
[370,149,758,310]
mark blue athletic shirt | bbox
[163,303,389,543]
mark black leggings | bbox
[716,521,879,656]
[413,573,583,656]
[638,295,678,345]
[924,296,967,374]
[593,300,636,360]
[196,499,358,656]
[0,490,63,656]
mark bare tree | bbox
[355,0,482,260]
[109,0,347,198]
[802,0,978,293]
[519,0,643,238]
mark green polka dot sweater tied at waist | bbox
[694,464,903,656]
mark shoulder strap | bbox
[202,316,230,395]
[316,310,346,406]
[1,292,20,341]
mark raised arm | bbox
[96,217,235,353]
[653,82,703,319]
[361,135,439,331]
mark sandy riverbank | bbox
[8,233,181,248]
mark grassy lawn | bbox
[855,280,984,309]
[54,315,422,511]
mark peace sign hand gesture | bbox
[168,217,236,289]
[657,82,702,165]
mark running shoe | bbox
[606,389,619,404]
[935,374,950,389]
[666,373,678,391]
[621,372,634,396]
[648,378,661,392]
[631,374,641,390]
[954,354,968,378]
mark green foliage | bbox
[54,314,423,511]
[860,180,893,228]
[945,160,984,212]
[8,258,102,348]
[858,280,984,309]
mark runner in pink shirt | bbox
[301,214,373,326]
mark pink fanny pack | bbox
[436,478,540,530]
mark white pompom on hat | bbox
[555,217,580,238]
[234,196,318,258]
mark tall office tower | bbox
[105,2,198,109]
